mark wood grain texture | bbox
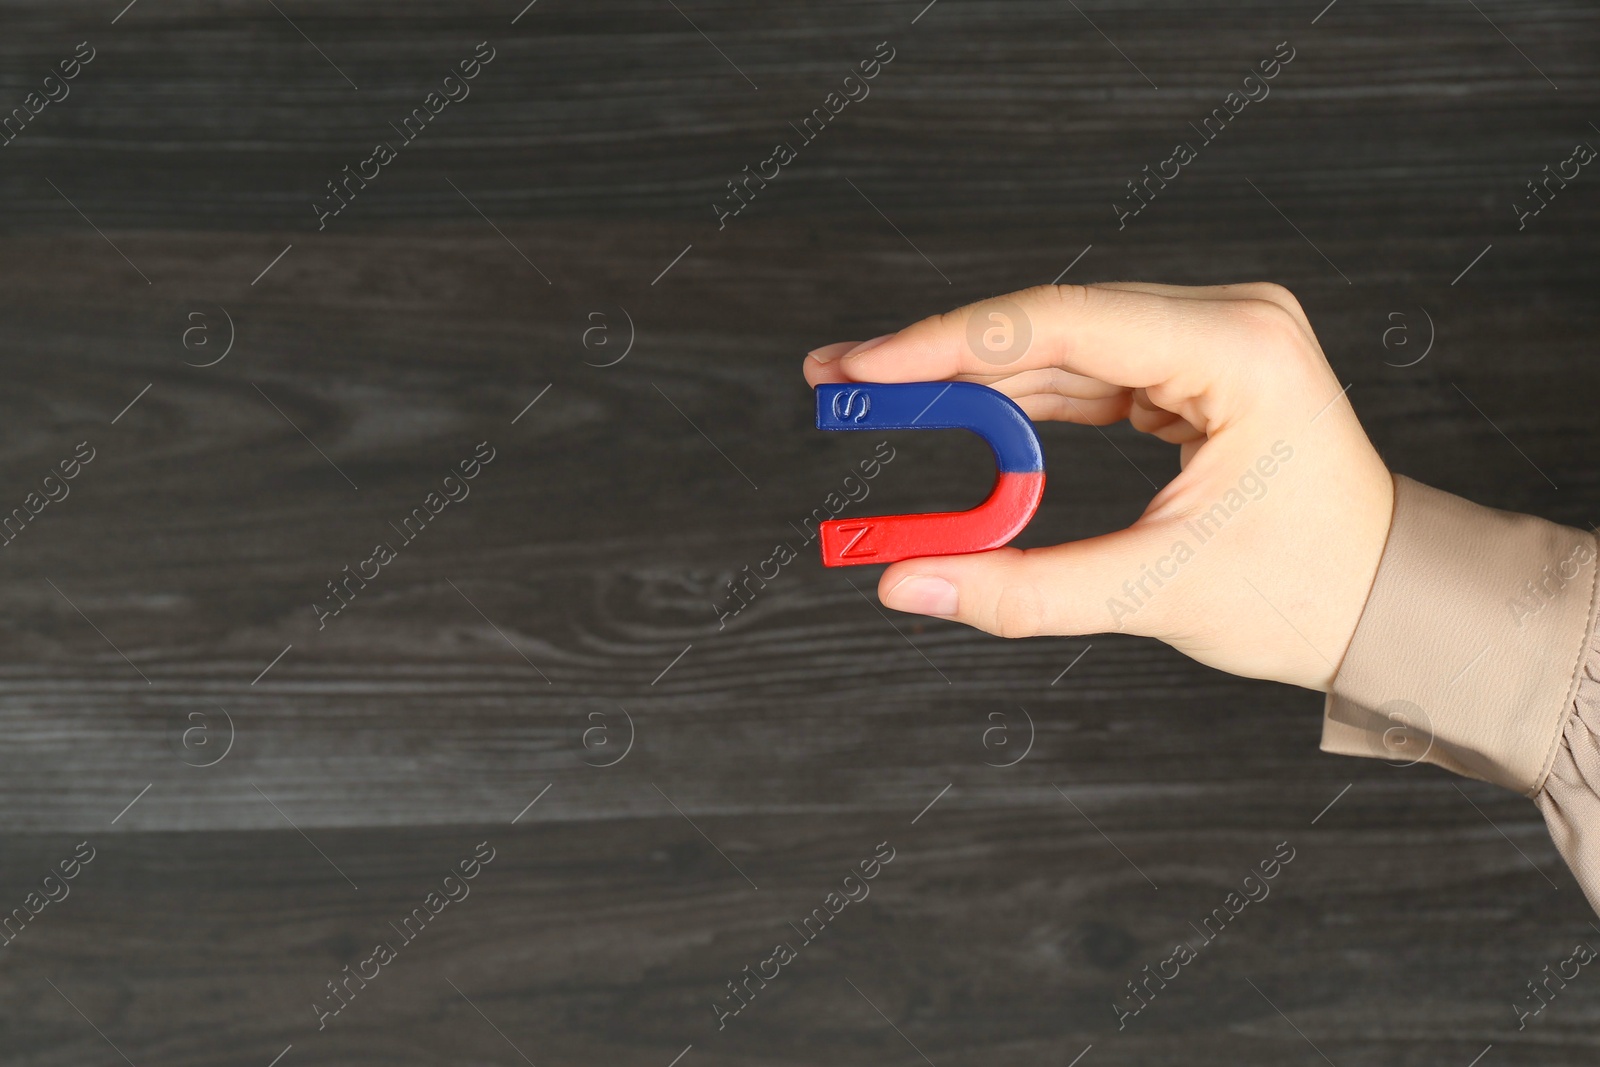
[1,0,1598,1062]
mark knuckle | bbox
[933,304,967,334]
[1253,282,1305,318]
[1233,297,1306,350]
[924,311,966,353]
[1238,282,1314,338]
[988,581,1047,639]
[1031,283,1095,362]
[1039,282,1093,312]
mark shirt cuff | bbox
[1322,475,1600,796]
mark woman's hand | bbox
[803,282,1394,692]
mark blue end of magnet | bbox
[816,382,1043,473]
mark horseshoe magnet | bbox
[814,382,1045,567]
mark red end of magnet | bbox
[818,471,1045,567]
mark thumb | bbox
[876,524,1185,639]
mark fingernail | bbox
[806,341,858,364]
[842,333,895,360]
[883,575,958,616]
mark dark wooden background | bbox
[1,0,1598,1063]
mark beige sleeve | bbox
[1322,475,1600,912]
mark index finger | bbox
[831,283,1276,396]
